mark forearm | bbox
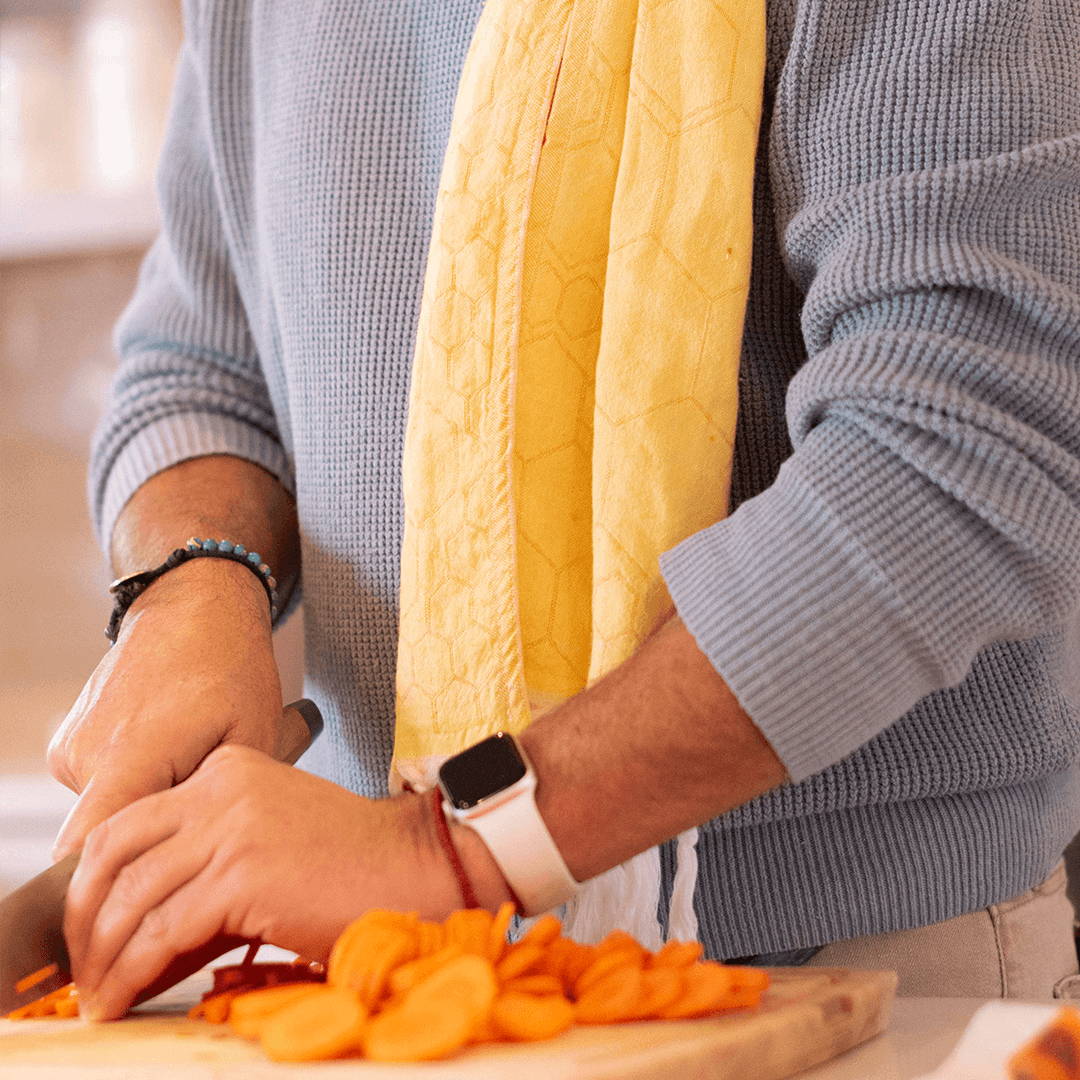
[455,617,786,897]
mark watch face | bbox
[439,733,528,810]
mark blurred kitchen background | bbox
[0,0,304,897]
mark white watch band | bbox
[449,788,579,917]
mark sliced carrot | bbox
[227,984,326,1038]
[327,910,419,989]
[648,939,703,969]
[495,942,545,982]
[518,913,563,949]
[387,943,465,997]
[443,908,494,957]
[502,974,565,996]
[726,965,771,993]
[655,961,741,1018]
[631,967,685,1019]
[574,965,644,1024]
[364,996,477,1062]
[329,923,419,1007]
[407,953,499,1013]
[560,941,599,988]
[1008,1007,1080,1080]
[6,983,76,1020]
[259,985,368,1062]
[14,964,59,996]
[190,991,240,1024]
[492,990,576,1041]
[53,997,80,1019]
[575,948,643,997]
[364,954,498,1062]
[596,929,645,958]
[487,901,516,964]
[416,920,446,956]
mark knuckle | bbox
[110,862,148,909]
[136,902,172,944]
[82,819,112,861]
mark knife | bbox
[0,698,323,1016]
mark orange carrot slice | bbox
[656,962,743,1018]
[227,984,326,1038]
[502,974,565,996]
[648,940,703,969]
[416,920,446,956]
[259,986,368,1062]
[443,908,494,957]
[53,996,80,1019]
[631,967,685,1019]
[495,943,545,982]
[387,943,465,997]
[190,990,240,1024]
[492,990,576,1041]
[329,923,418,1007]
[1008,1007,1080,1080]
[518,914,563,949]
[575,965,644,1024]
[575,948,643,997]
[364,954,498,1062]
[364,997,477,1061]
[487,901,516,964]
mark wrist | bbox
[450,822,516,911]
[124,556,273,633]
[416,788,514,914]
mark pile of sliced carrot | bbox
[193,905,770,1063]
[5,977,79,1019]
[1009,1005,1080,1080]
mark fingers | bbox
[80,877,229,1021]
[53,759,174,862]
[64,747,268,1019]
[63,789,184,988]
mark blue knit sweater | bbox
[91,0,1080,957]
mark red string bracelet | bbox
[430,787,481,910]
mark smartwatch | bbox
[437,732,579,916]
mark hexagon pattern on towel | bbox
[394,0,765,763]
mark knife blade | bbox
[0,698,323,1015]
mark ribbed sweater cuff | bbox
[660,466,938,784]
[93,412,295,552]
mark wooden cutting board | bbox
[0,966,897,1079]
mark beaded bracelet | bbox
[105,537,278,645]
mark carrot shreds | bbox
[14,963,59,996]
[5,982,77,1019]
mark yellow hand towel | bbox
[394,0,765,941]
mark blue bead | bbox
[233,545,246,557]
[247,552,261,565]
[218,541,234,553]
[202,539,218,551]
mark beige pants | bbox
[805,861,1079,1000]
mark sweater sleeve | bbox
[88,10,293,552]
[660,0,1080,784]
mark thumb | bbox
[52,762,173,863]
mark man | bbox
[49,0,1080,1019]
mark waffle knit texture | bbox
[91,0,1080,958]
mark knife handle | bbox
[272,698,323,766]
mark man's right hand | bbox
[48,556,284,861]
